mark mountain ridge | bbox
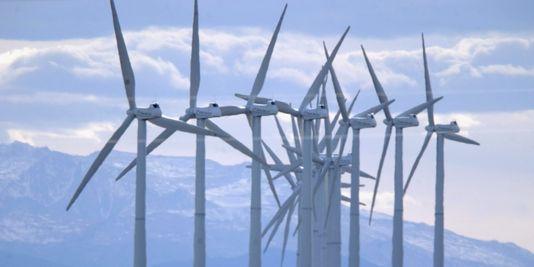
[0,141,532,266]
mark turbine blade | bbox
[328,108,342,132]
[328,90,360,152]
[236,93,269,104]
[299,27,350,112]
[259,146,282,208]
[110,0,136,109]
[361,45,391,120]
[189,0,200,109]
[331,124,348,152]
[292,216,300,237]
[272,162,301,180]
[312,160,332,196]
[247,4,287,108]
[339,165,374,179]
[403,131,433,195]
[320,75,329,110]
[236,94,299,116]
[66,115,134,210]
[262,203,290,237]
[443,133,480,145]
[369,125,392,225]
[263,208,286,253]
[274,115,298,164]
[149,116,216,136]
[115,128,175,181]
[335,125,350,165]
[276,101,300,116]
[261,140,283,166]
[204,119,266,164]
[347,90,359,114]
[281,144,324,165]
[398,96,443,117]
[318,106,339,153]
[422,34,435,126]
[280,197,296,266]
[220,105,246,116]
[246,114,253,128]
[318,92,352,153]
[179,112,194,122]
[263,191,298,236]
[356,99,395,117]
[360,170,375,179]
[262,140,296,187]
[323,42,349,122]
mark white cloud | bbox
[479,64,534,77]
[132,53,189,89]
[342,190,419,214]
[7,122,115,148]
[1,28,533,98]
[0,92,126,108]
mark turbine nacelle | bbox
[336,154,352,166]
[427,121,460,134]
[301,104,328,120]
[249,101,278,117]
[349,113,377,129]
[127,103,162,120]
[392,114,419,128]
[185,103,223,119]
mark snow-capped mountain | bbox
[0,142,532,266]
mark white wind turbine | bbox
[403,35,479,267]
[235,5,288,267]
[113,2,285,267]
[362,45,442,267]
[261,100,375,267]
[65,1,216,267]
[242,28,351,266]
[324,43,393,267]
[283,28,349,267]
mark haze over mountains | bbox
[0,141,532,266]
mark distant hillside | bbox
[0,142,532,266]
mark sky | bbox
[1,0,533,251]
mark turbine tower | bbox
[403,34,480,267]
[362,45,442,267]
[233,4,288,266]
[65,1,216,267]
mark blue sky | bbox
[1,0,533,251]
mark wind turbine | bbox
[240,27,350,267]
[362,45,442,267]
[262,113,375,267]
[239,27,351,267]
[403,35,479,267]
[65,1,216,267]
[112,2,286,267]
[227,4,290,267]
[258,94,372,267]
[324,43,393,267]
[287,29,349,267]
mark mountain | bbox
[0,141,532,266]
